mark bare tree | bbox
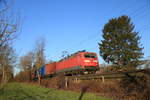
[0,44,16,83]
[0,0,20,84]
[34,37,46,84]
[19,52,34,81]
[20,52,34,71]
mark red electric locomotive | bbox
[55,51,99,74]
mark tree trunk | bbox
[37,71,41,85]
[29,69,32,81]
[1,65,6,84]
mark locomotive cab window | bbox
[84,54,96,58]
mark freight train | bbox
[32,51,99,79]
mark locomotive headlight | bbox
[84,60,90,62]
[93,60,98,62]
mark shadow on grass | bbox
[78,85,89,100]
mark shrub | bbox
[120,72,150,100]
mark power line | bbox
[139,24,150,31]
[129,4,149,16]
[117,0,150,20]
[64,23,103,53]
[63,1,150,54]
[118,0,139,15]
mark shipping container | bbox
[39,65,45,77]
[45,62,56,75]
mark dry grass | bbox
[38,73,150,100]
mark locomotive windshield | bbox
[84,53,96,58]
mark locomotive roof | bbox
[58,50,96,62]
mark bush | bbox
[14,71,31,82]
[120,72,150,100]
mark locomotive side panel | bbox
[64,54,82,71]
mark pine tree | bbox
[99,16,143,70]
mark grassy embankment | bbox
[0,82,112,100]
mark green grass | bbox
[0,82,112,100]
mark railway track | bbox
[65,69,150,81]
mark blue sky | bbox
[13,0,150,64]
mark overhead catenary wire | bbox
[58,0,150,58]
[81,2,150,50]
